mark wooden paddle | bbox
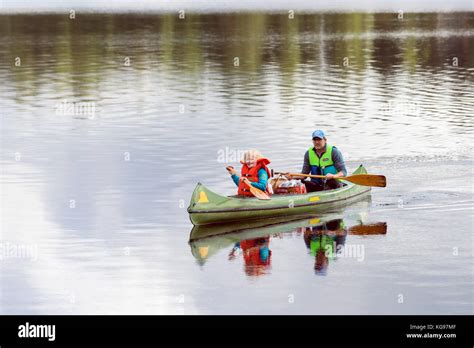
[275,172,386,187]
[241,178,271,200]
[301,222,387,236]
[226,166,271,200]
[348,222,387,235]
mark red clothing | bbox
[241,238,272,267]
[237,158,271,196]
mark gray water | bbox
[0,12,473,314]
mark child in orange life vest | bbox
[226,150,272,196]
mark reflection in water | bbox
[189,200,387,277]
[1,13,472,162]
[301,220,387,275]
[302,219,347,275]
[229,237,272,277]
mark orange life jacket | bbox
[241,238,272,267]
[237,158,272,196]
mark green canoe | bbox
[188,164,371,225]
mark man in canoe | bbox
[226,150,273,196]
[290,130,347,192]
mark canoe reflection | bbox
[189,207,387,276]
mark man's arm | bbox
[327,146,347,178]
[301,150,311,174]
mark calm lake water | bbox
[0,12,473,314]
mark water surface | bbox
[0,12,473,314]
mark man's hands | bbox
[325,172,344,179]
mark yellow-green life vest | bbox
[308,144,338,183]
[310,235,335,260]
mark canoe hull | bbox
[188,165,371,225]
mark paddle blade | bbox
[249,186,271,200]
[348,222,387,235]
[343,174,386,187]
[242,180,271,200]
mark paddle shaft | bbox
[274,172,386,187]
[281,172,337,179]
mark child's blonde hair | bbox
[241,149,263,164]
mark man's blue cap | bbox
[312,130,325,139]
